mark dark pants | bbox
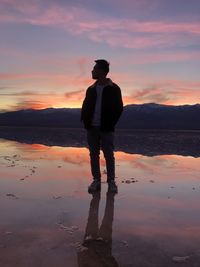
[87,127,115,181]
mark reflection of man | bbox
[81,59,123,194]
[77,192,119,267]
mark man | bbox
[81,59,123,193]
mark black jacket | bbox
[81,79,123,131]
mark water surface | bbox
[0,129,200,267]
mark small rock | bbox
[78,246,88,252]
[172,256,190,263]
[6,193,17,198]
[53,196,62,199]
[71,226,79,230]
[70,242,82,248]
[5,231,13,235]
[85,235,92,241]
[122,240,128,247]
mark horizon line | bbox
[1,102,200,113]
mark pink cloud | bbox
[0,1,199,49]
[0,90,58,97]
[0,70,92,88]
[115,51,200,65]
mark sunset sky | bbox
[0,0,200,111]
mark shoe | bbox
[108,180,118,194]
[88,180,101,193]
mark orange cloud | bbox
[9,100,52,110]
[1,67,200,109]
[65,89,84,101]
[122,79,200,105]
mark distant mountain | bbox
[0,103,200,130]
[118,103,200,130]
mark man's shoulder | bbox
[87,84,96,91]
[112,82,120,88]
[109,82,121,91]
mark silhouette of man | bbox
[77,192,119,267]
[81,59,123,193]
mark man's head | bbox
[92,59,110,80]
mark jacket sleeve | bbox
[114,85,123,124]
[81,87,96,129]
[81,87,89,122]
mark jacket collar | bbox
[90,78,113,88]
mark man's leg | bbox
[87,127,101,192]
[101,131,118,193]
[101,131,115,181]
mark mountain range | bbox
[0,103,200,130]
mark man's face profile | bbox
[92,64,103,80]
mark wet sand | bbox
[0,126,200,156]
[0,129,200,266]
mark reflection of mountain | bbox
[0,127,200,157]
[0,103,200,130]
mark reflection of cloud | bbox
[118,192,200,238]
[63,154,89,166]
[17,144,89,163]
[116,152,200,179]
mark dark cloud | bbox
[9,100,50,111]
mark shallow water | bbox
[0,130,200,267]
